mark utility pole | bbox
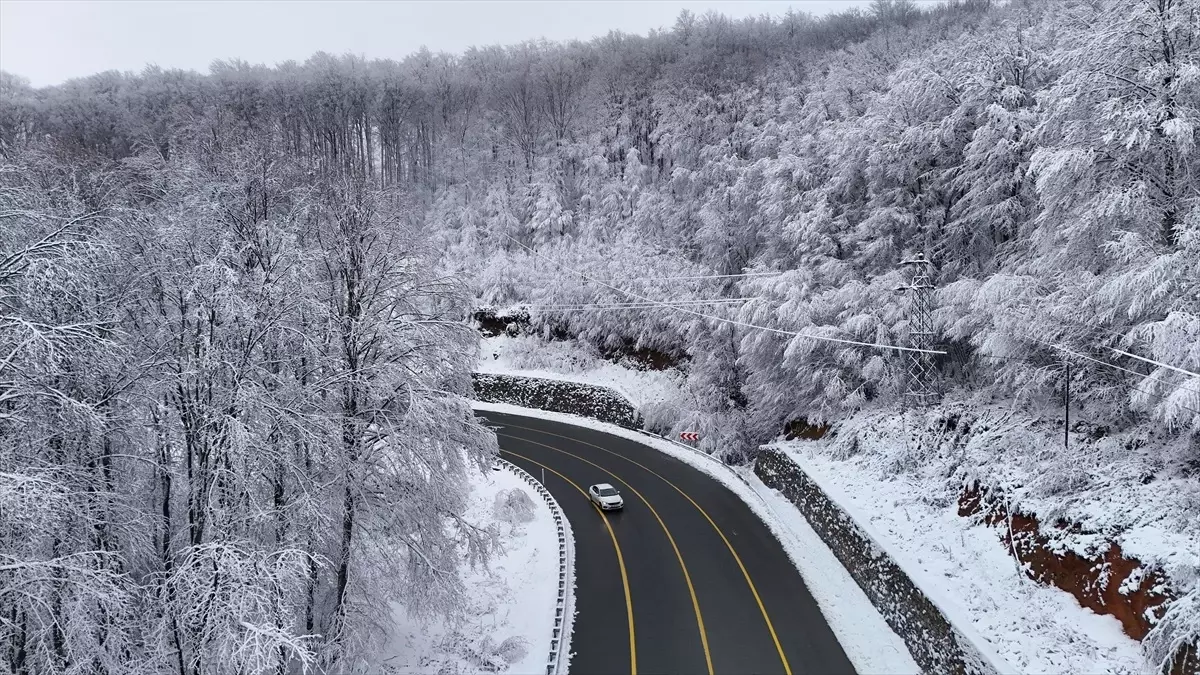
[897,253,939,407]
[1064,360,1070,451]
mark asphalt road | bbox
[479,410,856,675]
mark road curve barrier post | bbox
[636,429,753,488]
[495,457,576,675]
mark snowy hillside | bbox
[2,0,1197,671]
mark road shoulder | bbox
[473,400,920,675]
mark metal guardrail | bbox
[495,457,574,675]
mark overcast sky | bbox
[0,0,940,88]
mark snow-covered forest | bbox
[1,66,497,674]
[2,0,1198,671]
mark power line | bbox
[1015,307,1199,380]
[1032,337,1157,379]
[1110,348,1200,380]
[972,352,1046,365]
[529,305,734,313]
[959,325,1200,420]
[965,329,1200,426]
[1014,314,1200,393]
[1029,336,1200,402]
[1004,307,1200,400]
[525,298,757,309]
[1101,379,1200,418]
[626,271,784,281]
[527,297,757,307]
[528,305,738,312]
[970,334,1200,419]
[504,236,946,356]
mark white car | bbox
[588,483,624,511]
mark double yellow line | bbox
[501,448,639,674]
[503,435,715,675]
[499,420,794,675]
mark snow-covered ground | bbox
[477,334,685,412]
[777,401,1200,674]
[780,440,1144,674]
[472,400,922,675]
[377,464,560,674]
[823,405,1200,590]
[471,339,1181,673]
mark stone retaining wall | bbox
[754,446,1000,675]
[471,373,642,429]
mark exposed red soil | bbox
[958,482,1171,641]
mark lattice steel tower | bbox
[899,253,939,406]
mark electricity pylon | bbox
[898,253,939,407]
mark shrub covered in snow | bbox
[493,488,536,526]
[1146,589,1200,675]
[501,334,606,373]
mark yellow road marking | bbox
[501,449,638,675]
[500,432,714,675]
[497,420,794,675]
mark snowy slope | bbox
[477,334,685,411]
[377,465,559,674]
[777,440,1145,674]
[815,405,1200,587]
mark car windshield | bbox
[598,487,618,497]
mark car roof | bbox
[593,482,615,491]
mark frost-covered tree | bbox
[3,1,1199,666]
[309,175,496,665]
[1026,0,1200,427]
[529,173,573,246]
[0,154,142,674]
[1,126,496,672]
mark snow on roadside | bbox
[377,464,559,674]
[824,406,1200,593]
[733,468,926,675]
[780,441,1145,675]
[477,334,684,411]
[471,400,922,675]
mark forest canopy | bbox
[1,0,1198,671]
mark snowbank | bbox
[822,405,1199,590]
[777,439,1145,674]
[495,456,576,675]
[477,334,685,412]
[754,446,1010,674]
[377,463,565,674]
[471,400,921,675]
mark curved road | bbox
[480,410,855,675]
